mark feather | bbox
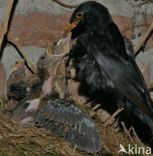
[35,98,101,153]
[67,1,153,133]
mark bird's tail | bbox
[125,100,153,132]
[34,98,101,153]
[140,91,153,131]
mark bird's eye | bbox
[76,11,84,19]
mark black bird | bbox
[66,1,153,132]
[35,93,101,153]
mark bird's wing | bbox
[34,99,101,153]
[86,35,153,118]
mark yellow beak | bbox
[64,20,80,35]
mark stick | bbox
[102,140,112,153]
[52,0,97,9]
[129,127,142,144]
[52,0,78,8]
[134,19,153,55]
[138,0,153,6]
[104,107,124,127]
[8,39,37,73]
[121,121,134,142]
[0,0,14,50]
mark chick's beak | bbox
[46,43,52,55]
[64,20,80,35]
[12,60,24,72]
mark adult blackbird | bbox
[66,1,153,132]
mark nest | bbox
[0,113,87,156]
[0,101,146,155]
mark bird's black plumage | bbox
[67,1,153,131]
[35,94,101,153]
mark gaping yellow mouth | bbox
[64,20,80,35]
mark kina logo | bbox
[118,144,152,155]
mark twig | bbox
[72,145,77,156]
[0,0,14,50]
[52,0,78,8]
[104,107,124,127]
[89,104,101,117]
[102,140,112,153]
[138,0,153,6]
[121,121,134,142]
[52,0,97,9]
[8,39,37,73]
[134,19,153,55]
[129,127,142,144]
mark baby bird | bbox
[7,60,28,101]
[7,59,43,122]
[7,34,102,154]
[9,33,72,123]
[34,93,102,154]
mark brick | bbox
[8,12,71,47]
[7,12,153,48]
[113,16,132,39]
[8,12,133,47]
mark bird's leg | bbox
[104,107,124,127]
